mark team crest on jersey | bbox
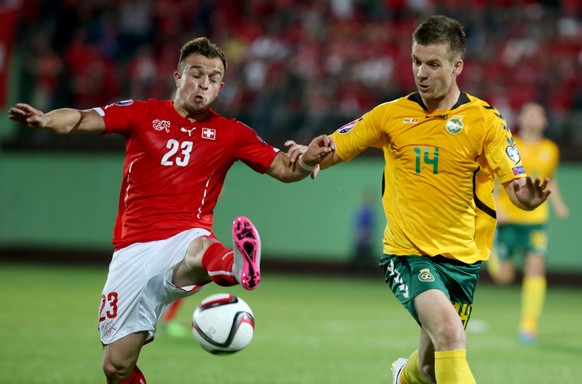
[337,119,360,134]
[152,119,170,132]
[418,268,435,282]
[202,127,216,140]
[445,115,464,135]
[114,99,134,106]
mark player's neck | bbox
[422,87,461,113]
[174,104,212,122]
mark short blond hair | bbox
[178,37,227,72]
[413,15,466,61]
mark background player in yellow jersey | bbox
[488,102,569,344]
[288,15,551,384]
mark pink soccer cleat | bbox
[232,216,261,290]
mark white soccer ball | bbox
[192,293,255,354]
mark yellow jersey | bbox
[330,92,526,264]
[496,137,559,224]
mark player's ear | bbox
[452,59,463,77]
[174,71,182,87]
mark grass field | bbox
[1,262,581,384]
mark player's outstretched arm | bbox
[503,176,552,211]
[8,103,105,134]
[548,179,569,219]
[286,136,341,168]
[266,135,337,182]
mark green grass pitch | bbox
[1,262,581,383]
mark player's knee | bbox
[185,236,213,268]
[524,254,545,276]
[493,272,514,285]
[434,322,466,351]
[490,264,515,285]
[102,358,134,383]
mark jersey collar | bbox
[407,92,471,112]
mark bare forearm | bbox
[548,179,569,219]
[8,103,105,134]
[44,108,106,134]
[266,152,313,183]
[42,108,84,134]
[318,152,342,170]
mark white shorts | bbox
[98,228,211,345]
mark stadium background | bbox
[1,0,581,280]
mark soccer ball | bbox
[192,293,255,354]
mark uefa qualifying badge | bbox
[418,268,435,282]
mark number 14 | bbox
[414,146,439,174]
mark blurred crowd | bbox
[6,0,582,158]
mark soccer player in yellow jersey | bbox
[488,102,569,344]
[288,15,551,384]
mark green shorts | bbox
[379,254,481,329]
[494,223,548,260]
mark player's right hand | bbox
[8,103,46,128]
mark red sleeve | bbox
[233,121,279,173]
[99,99,147,136]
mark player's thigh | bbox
[526,224,549,257]
[436,257,481,329]
[103,331,148,370]
[415,289,467,350]
[496,259,516,284]
[99,228,210,345]
[524,252,545,276]
[381,255,450,325]
[381,254,479,327]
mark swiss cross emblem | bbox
[202,128,216,140]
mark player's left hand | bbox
[284,140,307,163]
[285,136,335,179]
[512,176,552,210]
[284,140,321,179]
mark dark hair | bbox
[413,15,466,61]
[178,37,227,72]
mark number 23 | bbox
[161,139,193,167]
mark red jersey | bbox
[96,99,278,250]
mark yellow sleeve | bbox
[329,104,387,162]
[483,111,526,184]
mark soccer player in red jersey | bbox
[8,37,333,384]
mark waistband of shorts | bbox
[383,254,482,267]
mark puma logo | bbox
[181,127,196,136]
